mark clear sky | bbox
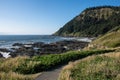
[0,0,120,35]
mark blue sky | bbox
[0,0,120,35]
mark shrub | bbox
[15,49,114,74]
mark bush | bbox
[14,49,114,74]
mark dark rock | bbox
[0,48,10,52]
[0,53,3,58]
[9,52,17,57]
[12,43,23,46]
[9,40,89,57]
[32,42,44,47]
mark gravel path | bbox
[35,66,63,80]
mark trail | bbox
[35,66,63,80]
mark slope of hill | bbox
[58,52,120,80]
[54,6,120,37]
[87,26,120,49]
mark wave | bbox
[0,41,6,43]
[0,51,11,58]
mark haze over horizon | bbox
[0,0,120,35]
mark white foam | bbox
[62,37,93,42]
[77,38,92,42]
[0,51,11,58]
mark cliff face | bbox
[54,6,120,37]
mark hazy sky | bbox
[0,0,120,35]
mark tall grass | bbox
[0,49,114,80]
[14,49,114,74]
[0,71,40,80]
[58,52,120,80]
[0,56,28,72]
[89,29,120,49]
[0,56,40,80]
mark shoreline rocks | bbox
[0,40,89,58]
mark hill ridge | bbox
[54,6,120,37]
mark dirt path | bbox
[35,66,63,80]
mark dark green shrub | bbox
[15,49,114,74]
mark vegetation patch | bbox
[58,52,120,80]
[54,6,120,37]
[90,28,120,48]
[0,57,40,80]
[0,71,40,80]
[14,49,113,74]
[0,49,114,80]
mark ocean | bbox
[0,35,92,48]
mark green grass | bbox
[0,49,114,80]
[58,52,120,80]
[89,29,120,48]
[0,57,40,80]
[14,49,114,74]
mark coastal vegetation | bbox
[0,49,114,79]
[54,6,120,37]
[54,6,120,80]
[88,26,120,49]
[58,52,120,80]
[0,6,120,80]
[0,57,40,80]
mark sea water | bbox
[0,35,92,48]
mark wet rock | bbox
[12,43,23,46]
[9,40,89,57]
[0,53,3,58]
[0,48,10,52]
[32,42,44,47]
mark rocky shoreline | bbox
[0,40,89,58]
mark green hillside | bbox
[88,26,120,49]
[58,52,120,80]
[54,6,120,37]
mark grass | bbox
[88,29,120,49]
[0,56,40,80]
[0,71,40,80]
[15,49,113,74]
[0,49,113,74]
[58,52,120,80]
[0,56,28,72]
[0,49,114,79]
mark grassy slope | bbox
[0,27,119,79]
[0,50,113,79]
[88,28,120,49]
[0,57,40,80]
[59,27,120,80]
[58,52,120,80]
[54,6,120,37]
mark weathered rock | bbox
[12,43,23,46]
[0,53,3,58]
[0,48,10,52]
[32,42,45,47]
[8,40,89,57]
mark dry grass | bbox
[0,56,41,80]
[86,30,120,49]
[59,52,120,80]
[0,71,40,80]
[0,56,29,72]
